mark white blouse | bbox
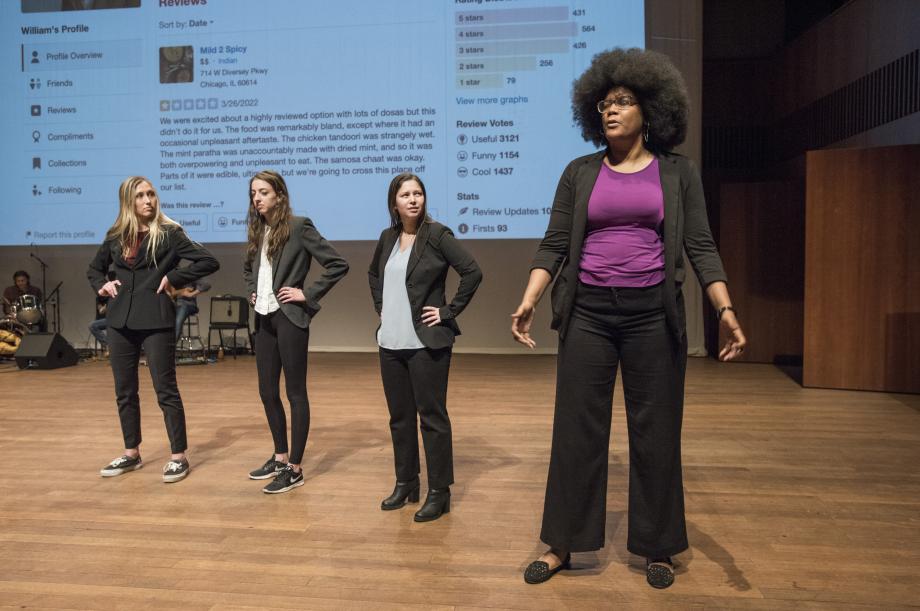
[254,227,281,315]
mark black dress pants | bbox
[255,310,310,464]
[378,346,453,489]
[108,326,187,453]
[540,281,688,558]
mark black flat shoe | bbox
[380,478,420,510]
[646,557,675,589]
[413,487,450,522]
[524,552,571,584]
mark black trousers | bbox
[540,282,688,558]
[378,346,453,489]
[255,310,310,464]
[108,326,187,453]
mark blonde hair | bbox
[106,176,178,266]
[245,169,293,264]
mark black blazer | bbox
[243,216,349,329]
[87,225,219,330]
[531,150,728,344]
[368,221,482,350]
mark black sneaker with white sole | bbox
[100,454,143,477]
[262,464,304,494]
[162,458,190,483]
[249,456,287,480]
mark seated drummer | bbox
[3,270,43,319]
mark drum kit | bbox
[0,295,44,356]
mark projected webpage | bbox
[3,0,644,245]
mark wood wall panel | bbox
[647,0,708,355]
[646,0,702,163]
[778,0,920,117]
[719,181,804,363]
[803,144,920,392]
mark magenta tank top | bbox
[578,158,665,287]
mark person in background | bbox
[89,270,116,352]
[2,271,42,316]
[173,279,211,341]
[3,271,47,331]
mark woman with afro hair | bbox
[511,48,746,588]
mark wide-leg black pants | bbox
[108,326,187,453]
[540,281,688,558]
[378,346,454,489]
[255,311,310,464]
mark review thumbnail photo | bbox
[160,45,194,84]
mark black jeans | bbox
[108,326,187,453]
[540,281,688,558]
[379,346,454,489]
[255,310,310,464]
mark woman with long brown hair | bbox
[243,170,349,494]
[88,176,219,483]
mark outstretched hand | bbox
[510,301,537,349]
[718,310,747,361]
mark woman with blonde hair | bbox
[88,176,219,483]
[243,170,348,494]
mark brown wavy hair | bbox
[245,169,292,264]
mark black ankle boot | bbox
[413,487,450,522]
[380,478,420,510]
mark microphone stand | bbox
[29,247,49,303]
[46,281,63,334]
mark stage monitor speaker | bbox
[210,295,249,327]
[15,332,79,370]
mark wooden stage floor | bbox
[0,354,918,610]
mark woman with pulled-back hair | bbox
[243,169,348,494]
[512,48,746,588]
[88,176,219,484]
[368,172,481,522]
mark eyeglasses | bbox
[596,95,639,113]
